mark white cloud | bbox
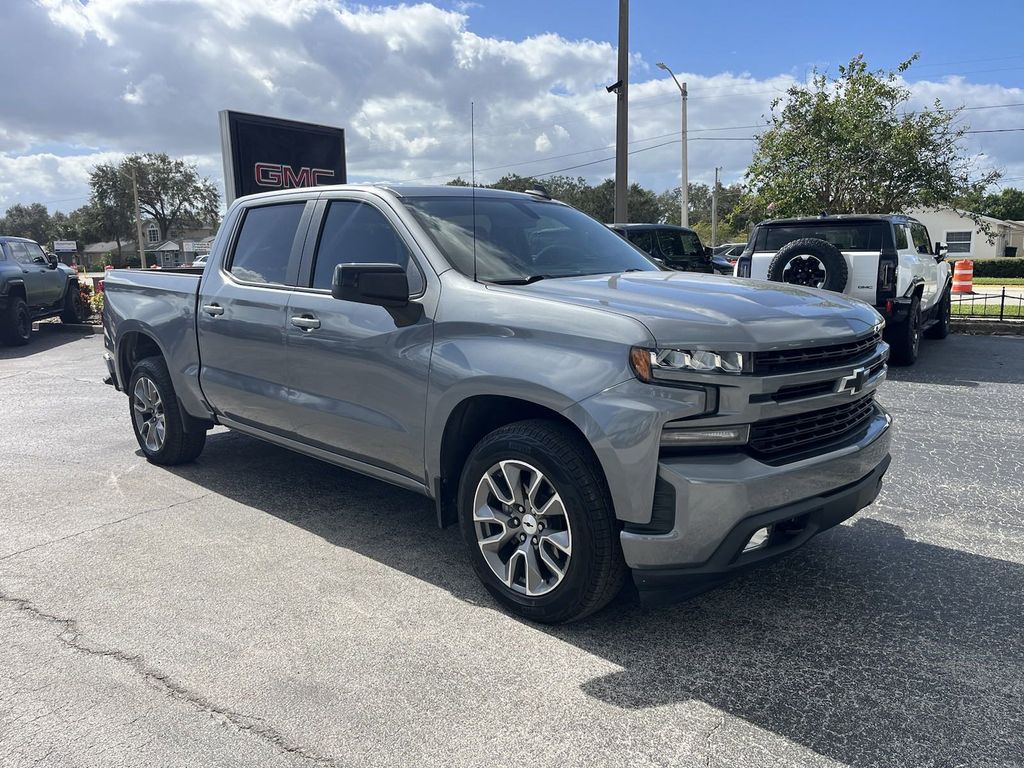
[2,0,1023,215]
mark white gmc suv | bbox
[735,214,952,365]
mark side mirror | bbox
[332,262,409,308]
[933,242,948,262]
[704,246,713,256]
[46,254,59,268]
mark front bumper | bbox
[622,406,891,600]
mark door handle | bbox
[290,315,321,331]
[202,303,225,317]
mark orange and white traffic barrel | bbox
[952,259,973,294]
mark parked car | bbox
[608,223,713,273]
[735,214,951,365]
[103,185,892,623]
[190,253,208,266]
[0,235,87,346]
[714,242,746,259]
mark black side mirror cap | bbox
[332,263,409,308]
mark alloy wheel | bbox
[781,255,828,288]
[133,377,166,452]
[473,460,573,597]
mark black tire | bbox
[128,357,207,465]
[766,238,849,292]
[0,296,32,346]
[887,296,922,366]
[924,288,951,340]
[59,282,86,324]
[458,419,627,624]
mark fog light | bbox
[660,424,750,447]
[743,525,772,553]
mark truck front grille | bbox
[752,330,881,375]
[749,395,876,459]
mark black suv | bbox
[608,223,714,273]
[0,236,86,346]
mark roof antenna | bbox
[471,101,478,283]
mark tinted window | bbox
[657,230,704,258]
[893,225,909,250]
[229,203,304,285]
[910,223,931,254]
[762,223,884,251]
[627,230,655,254]
[403,196,655,283]
[311,201,423,293]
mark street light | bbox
[657,62,688,228]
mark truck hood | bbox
[513,271,882,348]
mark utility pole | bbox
[130,166,147,269]
[613,0,628,223]
[657,62,688,227]
[711,166,722,246]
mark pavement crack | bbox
[703,714,725,767]
[0,587,342,767]
[0,493,214,563]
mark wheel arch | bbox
[4,279,26,301]
[432,394,602,528]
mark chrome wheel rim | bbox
[782,255,828,288]
[133,377,166,452]
[473,460,572,597]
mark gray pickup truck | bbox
[103,185,892,623]
[1,236,87,345]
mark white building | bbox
[908,207,1024,259]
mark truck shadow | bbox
[0,327,97,359]
[169,431,1023,768]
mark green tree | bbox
[746,54,999,218]
[89,163,136,264]
[1,203,52,243]
[123,153,220,240]
[974,187,1024,222]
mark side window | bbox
[893,225,909,250]
[311,201,423,294]
[229,203,305,285]
[910,223,931,255]
[9,243,33,265]
[627,230,654,255]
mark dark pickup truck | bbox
[1,236,86,345]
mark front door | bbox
[284,195,434,482]
[196,198,312,436]
[9,241,63,307]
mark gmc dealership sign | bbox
[219,110,346,204]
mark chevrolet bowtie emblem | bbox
[836,366,869,396]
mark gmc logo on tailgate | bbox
[254,163,336,189]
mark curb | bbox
[951,319,1024,336]
[32,322,103,335]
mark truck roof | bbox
[0,235,39,243]
[757,214,922,227]
[234,184,561,206]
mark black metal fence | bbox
[951,288,1024,321]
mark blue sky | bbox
[457,0,1024,88]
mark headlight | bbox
[630,347,747,382]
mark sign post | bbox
[219,110,347,205]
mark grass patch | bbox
[952,298,1024,318]
[973,277,1024,285]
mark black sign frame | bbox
[219,110,347,204]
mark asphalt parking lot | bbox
[1,331,1022,768]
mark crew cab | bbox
[103,185,892,623]
[0,236,86,346]
[735,215,951,365]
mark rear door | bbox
[283,192,435,481]
[197,197,314,435]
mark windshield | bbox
[658,229,704,258]
[402,196,657,282]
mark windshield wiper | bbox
[488,274,554,285]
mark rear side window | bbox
[229,203,305,285]
[311,201,423,293]
[626,230,655,254]
[8,242,33,265]
[762,223,884,251]
[893,225,909,250]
